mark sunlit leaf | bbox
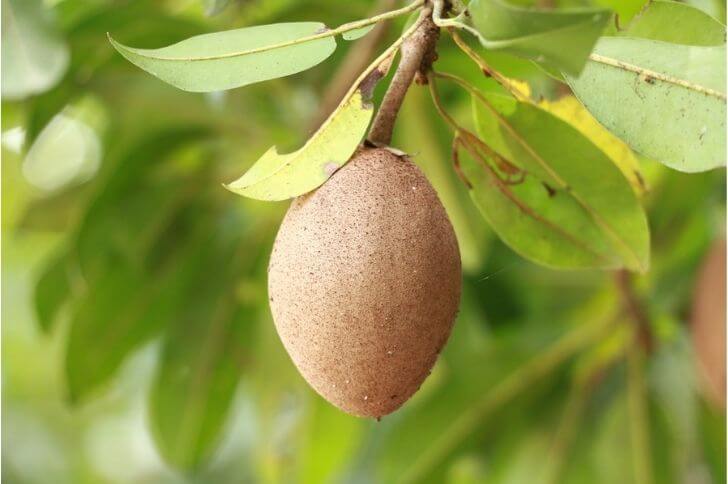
[467,0,610,76]
[108,22,337,92]
[1,0,69,100]
[469,93,649,271]
[225,89,373,201]
[342,24,375,40]
[620,0,726,45]
[566,38,726,172]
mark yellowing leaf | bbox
[225,89,373,201]
[538,95,647,195]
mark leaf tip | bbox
[107,33,125,54]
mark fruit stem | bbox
[368,3,439,146]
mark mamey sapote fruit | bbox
[268,147,461,418]
[691,238,726,408]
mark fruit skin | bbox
[268,147,461,418]
[691,238,726,409]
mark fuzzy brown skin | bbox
[268,147,461,418]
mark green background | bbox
[2,0,726,482]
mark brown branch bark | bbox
[367,5,438,146]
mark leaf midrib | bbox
[108,0,423,63]
[588,52,727,101]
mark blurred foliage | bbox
[2,0,726,483]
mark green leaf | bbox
[699,399,727,483]
[65,224,214,403]
[620,0,726,46]
[468,93,649,271]
[148,229,254,471]
[225,89,373,201]
[468,0,610,76]
[63,127,214,402]
[593,0,645,22]
[1,0,69,100]
[34,250,72,333]
[75,126,211,277]
[566,38,726,172]
[342,24,375,40]
[108,22,337,92]
[537,95,647,196]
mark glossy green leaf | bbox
[566,38,726,172]
[469,93,649,271]
[108,22,337,92]
[621,0,726,45]
[225,89,373,201]
[342,24,375,40]
[1,0,69,100]
[34,250,72,333]
[468,0,610,75]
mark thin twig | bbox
[448,29,529,101]
[308,0,399,131]
[368,4,438,146]
[109,0,425,61]
[315,10,428,139]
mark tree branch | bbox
[367,4,438,146]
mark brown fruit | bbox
[268,147,461,418]
[691,237,726,409]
